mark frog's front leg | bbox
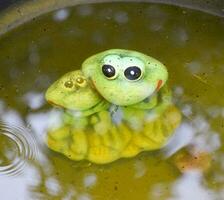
[151,85,172,113]
[90,110,112,135]
[63,110,88,130]
[121,107,145,131]
[46,125,72,154]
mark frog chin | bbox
[98,86,156,106]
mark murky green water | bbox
[0,2,224,199]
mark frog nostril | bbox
[76,76,87,88]
[64,80,74,88]
[76,77,84,84]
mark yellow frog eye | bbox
[64,80,74,89]
[76,76,87,88]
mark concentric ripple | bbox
[0,121,38,176]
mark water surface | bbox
[0,2,224,199]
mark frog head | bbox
[45,70,103,111]
[82,49,168,106]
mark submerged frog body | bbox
[45,49,181,164]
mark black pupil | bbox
[102,64,116,78]
[124,66,142,80]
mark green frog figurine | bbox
[45,49,181,164]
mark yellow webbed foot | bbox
[87,132,119,164]
[70,130,88,160]
[46,126,71,153]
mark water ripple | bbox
[0,121,38,176]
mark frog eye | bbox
[64,80,74,89]
[124,66,142,81]
[76,76,87,88]
[102,64,117,80]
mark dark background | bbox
[0,0,24,10]
[0,0,223,16]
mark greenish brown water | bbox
[0,2,224,199]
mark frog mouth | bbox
[47,100,64,108]
[88,78,96,89]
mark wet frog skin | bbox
[45,49,181,164]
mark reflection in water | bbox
[113,11,129,24]
[0,2,223,199]
[163,117,220,158]
[83,173,97,188]
[23,92,45,110]
[0,164,41,199]
[53,9,70,22]
[133,160,147,178]
[163,85,221,158]
[0,93,222,199]
[168,171,216,200]
[0,121,37,176]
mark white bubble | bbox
[193,116,210,133]
[192,131,221,153]
[133,160,147,178]
[26,165,41,187]
[174,86,184,96]
[83,173,97,187]
[45,177,61,196]
[46,109,64,131]
[171,28,188,46]
[111,106,123,125]
[185,61,201,74]
[62,187,77,200]
[168,171,216,200]
[114,11,129,24]
[77,194,92,200]
[163,123,195,157]
[53,9,70,22]
[181,105,192,117]
[26,112,50,141]
[2,109,24,126]
[23,92,44,110]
